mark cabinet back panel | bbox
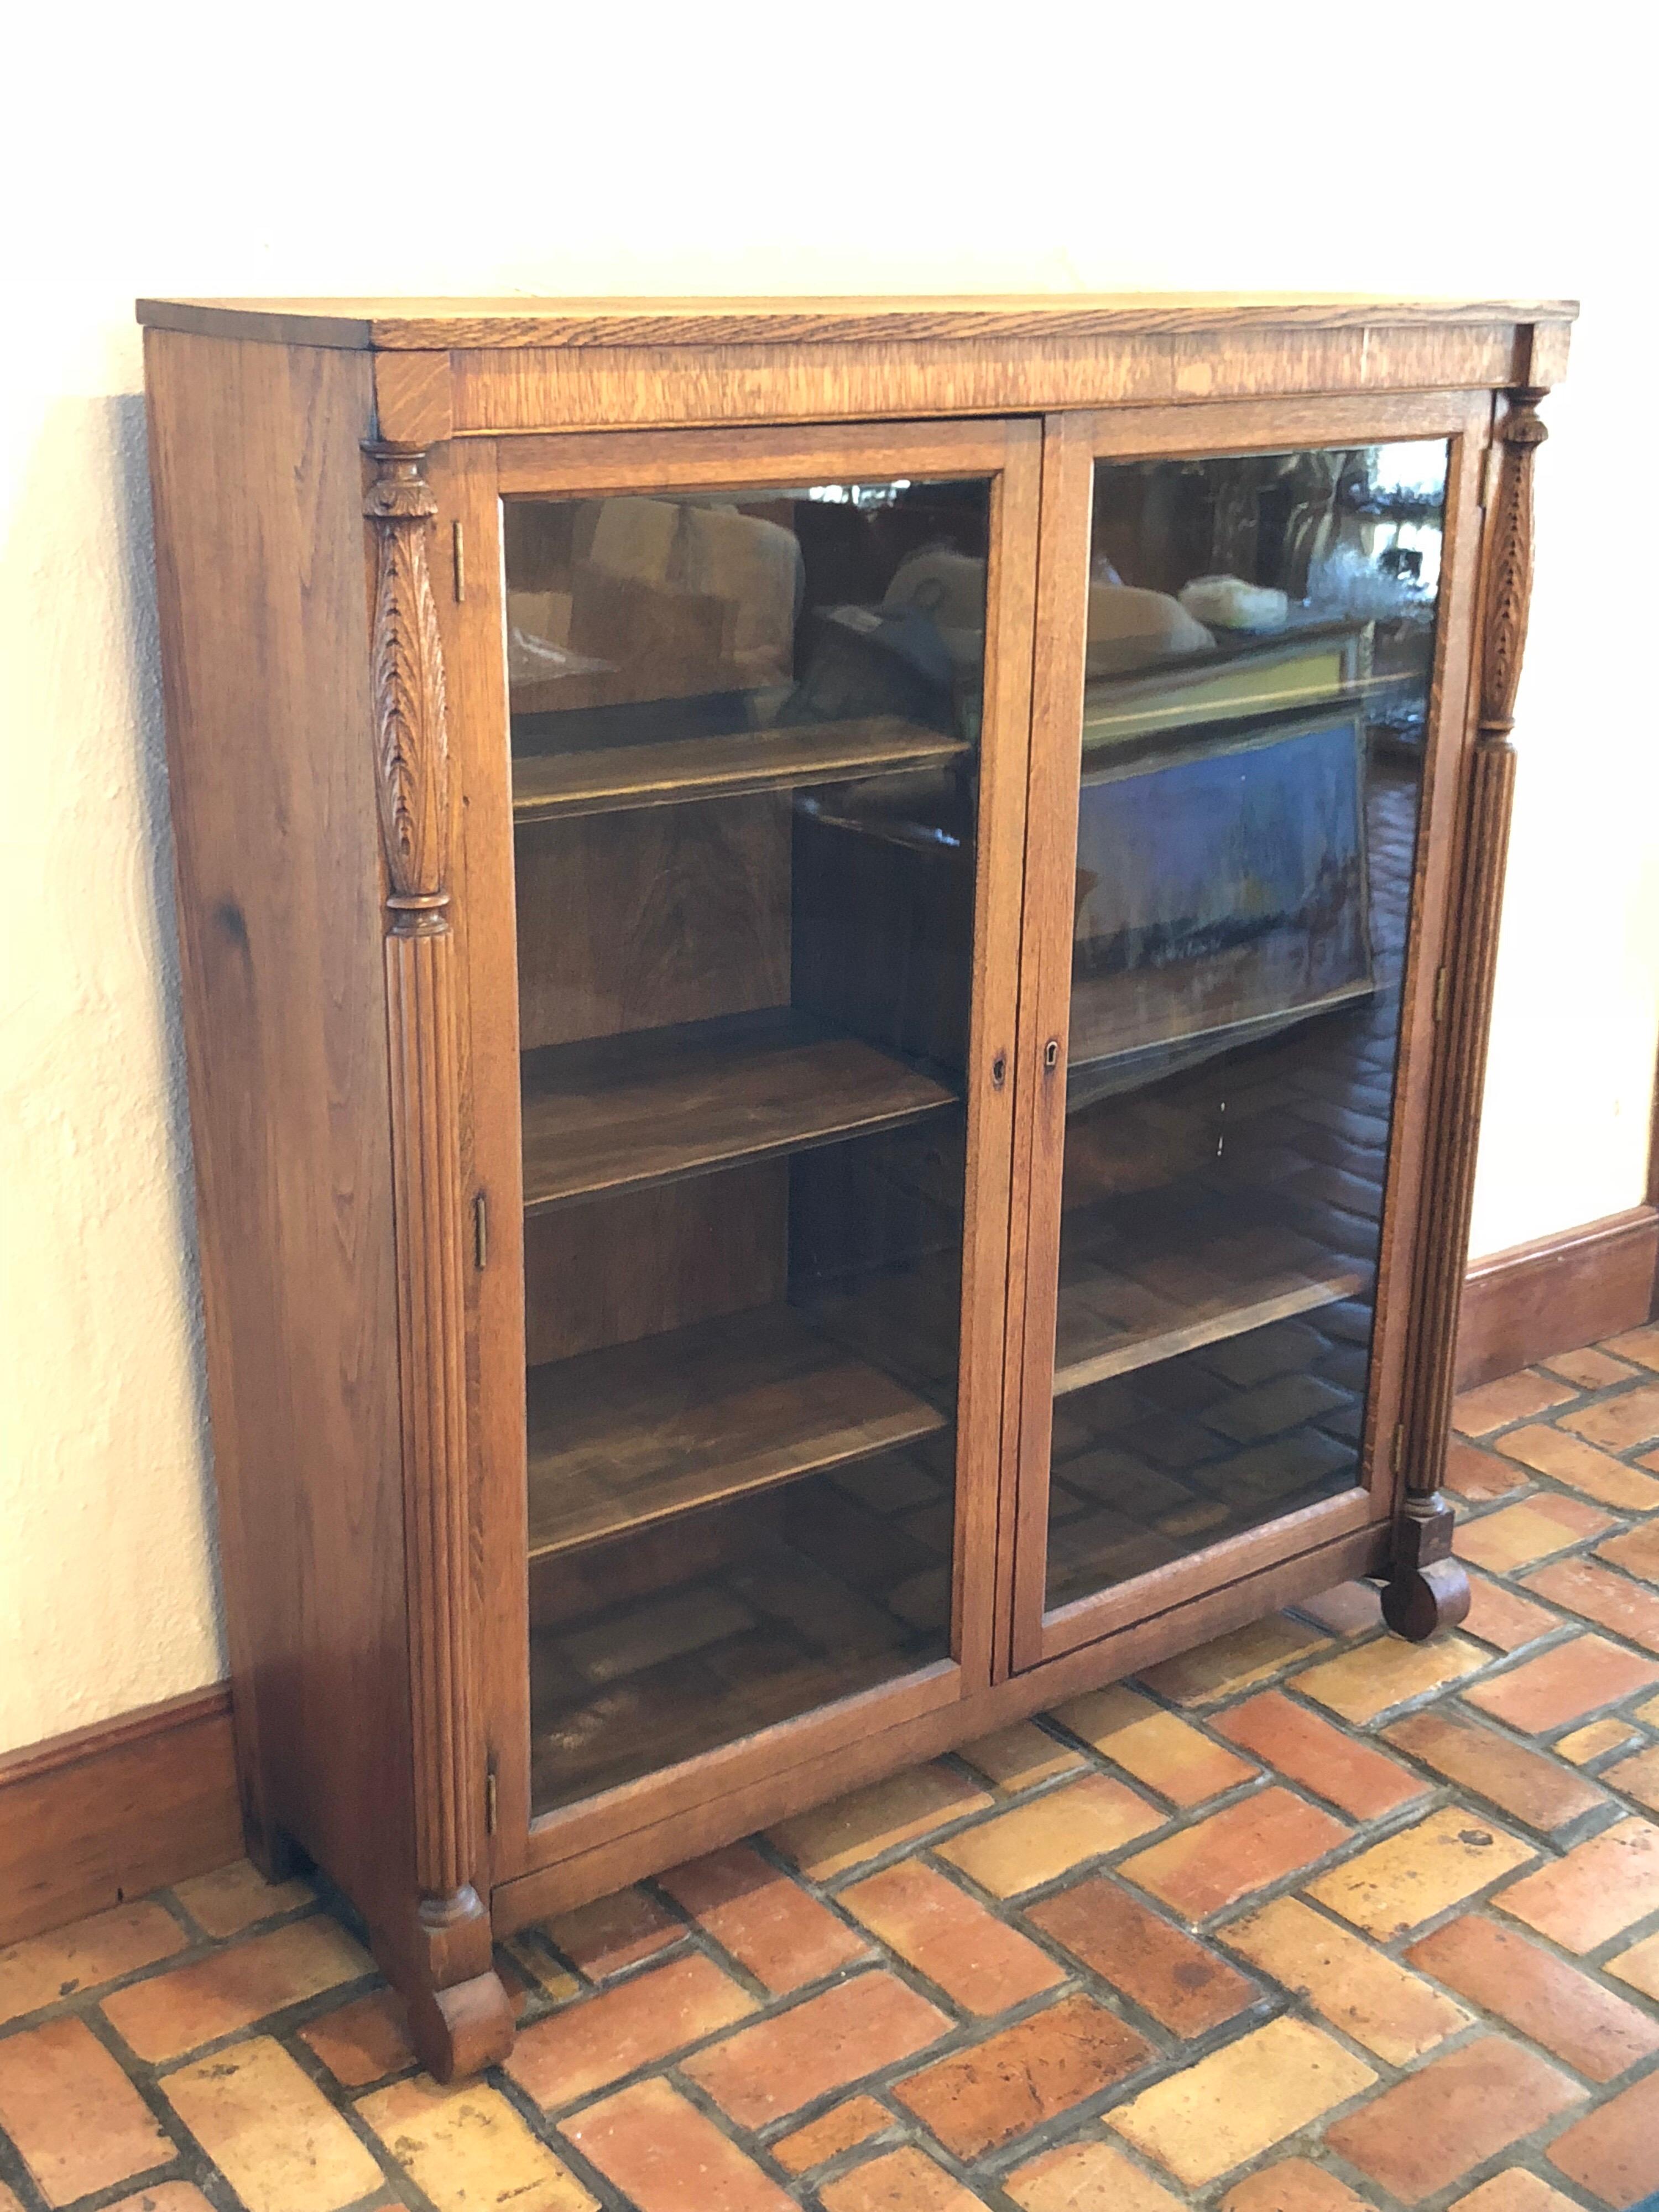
[528,1495,790,1629]
[523,1163,787,1365]
[791,783,974,1076]
[514,796,791,1052]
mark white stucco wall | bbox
[2,1,1653,1752]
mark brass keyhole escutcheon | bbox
[1044,1039,1060,1070]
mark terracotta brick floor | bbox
[7,1337,1659,2212]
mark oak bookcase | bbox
[140,291,1572,2077]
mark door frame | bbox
[1005,389,1494,1674]
[439,415,1043,1885]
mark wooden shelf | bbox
[526,1303,947,1561]
[513,713,968,823]
[1066,975,1375,1087]
[521,1010,956,1213]
[1055,1189,1371,1398]
[1080,619,1371,753]
[1052,761,1406,1401]
[533,1635,931,1811]
[529,1454,954,1811]
[1044,1260,1369,1610]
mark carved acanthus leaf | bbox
[1479,392,1548,739]
[366,447,450,914]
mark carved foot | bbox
[1383,1556,1472,1641]
[406,1966,515,2083]
[373,1887,514,2082]
[1384,1490,1469,1641]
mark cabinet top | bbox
[136,292,1578,353]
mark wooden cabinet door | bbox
[444,419,1041,1882]
[1005,395,1491,1674]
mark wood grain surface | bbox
[514,797,790,1054]
[522,1165,787,1367]
[143,327,418,1931]
[450,327,1536,440]
[136,293,1579,351]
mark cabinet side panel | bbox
[145,328,415,1924]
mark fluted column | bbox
[364,444,509,2077]
[1386,390,1549,1639]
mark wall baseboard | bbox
[0,1684,243,1948]
[3,1207,1653,1950]
[1455,1204,1659,1394]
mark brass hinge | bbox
[1433,964,1449,1024]
[452,520,466,602]
[1391,1422,1404,1476]
[473,1191,488,1270]
[484,1759,498,1837]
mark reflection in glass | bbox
[505,480,989,1812]
[1046,443,1448,1613]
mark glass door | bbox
[1013,407,1469,1666]
[499,428,1034,1820]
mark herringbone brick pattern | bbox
[6,1332,1659,2212]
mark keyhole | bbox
[991,1052,1007,1089]
[1044,1039,1060,1070]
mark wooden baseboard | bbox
[0,1685,243,1948]
[1455,1204,1659,1393]
[3,1206,1652,1950]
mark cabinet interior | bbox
[506,478,985,1812]
[502,435,1450,1805]
[1042,440,1446,1612]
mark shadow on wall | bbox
[0,385,223,1749]
[107,387,210,1384]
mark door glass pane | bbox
[505,477,989,1813]
[1046,440,1448,1613]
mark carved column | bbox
[364,444,511,2077]
[1385,389,1550,1640]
